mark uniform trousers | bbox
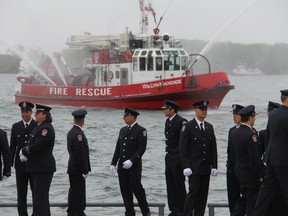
[118,168,150,216]
[165,165,186,216]
[183,174,210,216]
[252,166,288,216]
[232,185,259,216]
[16,169,30,216]
[226,171,243,215]
[67,174,86,216]
[30,173,53,216]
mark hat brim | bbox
[161,105,170,109]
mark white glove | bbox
[82,173,89,179]
[122,160,133,169]
[183,168,192,176]
[211,168,218,176]
[19,149,28,162]
[110,165,117,175]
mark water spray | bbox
[187,0,259,71]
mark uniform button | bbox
[123,156,125,158]
[203,144,205,146]
[123,149,125,152]
[203,151,206,154]
[125,137,127,139]
[203,158,205,160]
[25,135,27,137]
[124,143,126,145]
[25,141,27,143]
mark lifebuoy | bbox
[125,51,133,62]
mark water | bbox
[0,73,287,215]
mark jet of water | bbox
[0,38,57,86]
[29,38,69,86]
[47,53,68,86]
[187,0,259,70]
[12,47,57,86]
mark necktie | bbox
[200,122,204,134]
[128,126,131,130]
[25,123,28,129]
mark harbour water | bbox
[0,73,287,215]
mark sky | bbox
[0,0,287,53]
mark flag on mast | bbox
[139,0,157,25]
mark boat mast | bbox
[139,0,149,36]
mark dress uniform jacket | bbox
[227,126,237,174]
[252,105,288,216]
[0,129,11,179]
[25,120,56,173]
[165,114,187,216]
[67,125,91,175]
[111,123,150,216]
[67,124,90,216]
[10,119,37,216]
[231,124,264,186]
[226,126,242,214]
[179,118,218,175]
[165,114,187,169]
[10,120,37,171]
[266,105,288,166]
[111,123,147,170]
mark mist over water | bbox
[0,73,288,215]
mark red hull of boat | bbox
[15,72,234,109]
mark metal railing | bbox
[207,203,229,216]
[0,202,165,216]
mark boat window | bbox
[120,69,128,85]
[156,57,162,71]
[140,57,146,71]
[141,51,147,56]
[179,50,186,55]
[155,51,162,55]
[181,56,188,70]
[134,51,140,56]
[163,50,180,71]
[115,71,120,79]
[147,51,153,71]
[133,57,138,71]
[122,70,127,79]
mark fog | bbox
[0,0,287,53]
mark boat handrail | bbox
[0,202,165,216]
[207,202,229,216]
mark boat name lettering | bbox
[49,87,68,95]
[75,87,112,96]
[142,79,182,89]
